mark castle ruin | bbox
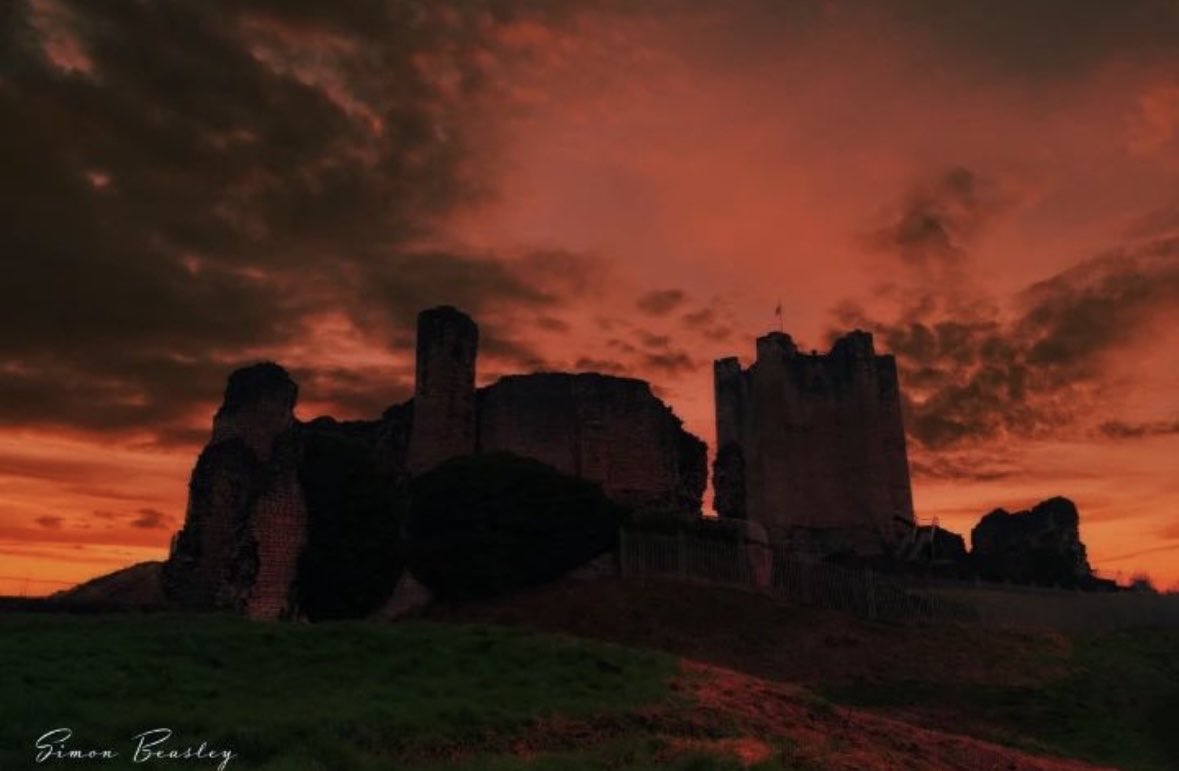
[164,308,929,619]
[164,306,707,618]
[713,330,915,555]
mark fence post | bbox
[737,527,747,585]
[865,567,877,620]
[677,530,687,579]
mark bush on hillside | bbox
[406,453,626,600]
[295,428,407,620]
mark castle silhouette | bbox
[164,305,917,618]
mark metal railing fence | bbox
[617,530,979,625]
[615,530,1179,630]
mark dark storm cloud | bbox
[478,331,552,371]
[882,0,1179,77]
[720,1,1179,77]
[845,157,1179,459]
[1124,204,1179,240]
[581,295,727,382]
[8,0,1179,449]
[592,322,702,381]
[835,240,1179,451]
[1099,419,1179,440]
[659,1,1179,89]
[636,289,686,315]
[1017,243,1179,369]
[536,315,572,333]
[638,331,671,349]
[908,454,1021,483]
[681,306,732,342]
[130,508,171,530]
[868,167,1010,268]
[574,357,630,375]
[288,365,415,419]
[87,507,173,530]
[0,0,599,443]
[643,351,699,376]
[596,317,631,333]
[347,250,581,330]
[606,338,638,355]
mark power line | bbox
[0,575,74,585]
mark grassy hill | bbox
[0,608,1119,771]
[1,614,693,770]
[424,577,1179,771]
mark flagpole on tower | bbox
[774,300,783,332]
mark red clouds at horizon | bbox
[2,0,1177,593]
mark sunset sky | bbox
[2,0,1178,594]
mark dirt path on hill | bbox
[672,659,1111,771]
[388,657,1110,770]
[421,579,1118,769]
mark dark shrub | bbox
[295,427,406,620]
[406,453,626,600]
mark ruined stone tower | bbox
[713,330,914,555]
[164,362,307,619]
[407,305,478,474]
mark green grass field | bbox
[823,627,1179,771]
[4,601,1179,770]
[426,578,1179,771]
[0,613,787,771]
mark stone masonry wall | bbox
[478,373,707,521]
[164,363,307,618]
[164,439,260,608]
[243,432,307,620]
[971,497,1093,586]
[166,308,709,620]
[713,330,914,553]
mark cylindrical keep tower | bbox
[406,305,478,474]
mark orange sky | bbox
[3,1,1178,594]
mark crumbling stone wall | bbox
[971,497,1093,587]
[478,373,707,522]
[165,307,708,620]
[243,432,307,619]
[713,330,914,554]
[373,403,412,480]
[164,363,308,619]
[164,438,260,608]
